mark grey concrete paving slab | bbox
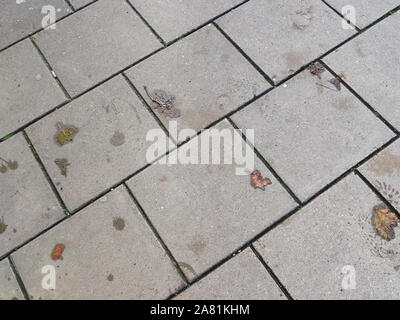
[32,0,161,96]
[231,69,395,201]
[0,133,65,258]
[325,0,399,28]
[359,140,400,212]
[254,174,400,299]
[129,0,243,42]
[0,39,67,139]
[69,0,95,9]
[323,13,400,130]
[127,120,297,280]
[126,25,269,142]
[0,259,24,300]
[175,249,285,300]
[217,0,355,83]
[12,186,184,299]
[0,0,71,50]
[26,75,170,212]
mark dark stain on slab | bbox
[0,157,18,174]
[107,274,114,281]
[187,239,206,256]
[113,217,125,231]
[366,149,400,176]
[178,262,197,276]
[55,158,70,177]
[110,131,125,147]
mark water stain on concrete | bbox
[366,149,400,176]
[178,262,197,276]
[110,131,125,147]
[336,97,353,111]
[187,239,206,256]
[283,51,305,71]
[159,176,167,182]
[0,217,8,234]
[354,40,366,57]
[0,157,19,174]
[113,217,125,231]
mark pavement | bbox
[0,0,400,300]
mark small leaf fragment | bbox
[329,77,341,91]
[308,62,325,79]
[51,244,65,260]
[251,170,272,190]
[55,122,78,146]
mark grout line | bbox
[320,60,399,135]
[169,136,400,298]
[356,170,400,217]
[166,0,250,46]
[0,99,70,143]
[168,205,302,299]
[250,244,293,300]
[213,21,275,86]
[123,183,190,285]
[227,117,302,205]
[29,37,72,100]
[121,73,173,142]
[8,256,30,300]
[22,131,70,216]
[320,0,360,31]
[125,0,166,46]
[63,0,75,11]
[0,0,388,145]
[0,216,68,263]
[359,5,400,33]
[0,0,99,53]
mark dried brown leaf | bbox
[372,204,399,241]
[308,62,325,79]
[251,170,272,190]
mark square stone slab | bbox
[231,68,395,201]
[126,24,269,142]
[323,13,400,130]
[69,0,94,9]
[359,140,400,212]
[175,249,285,300]
[0,0,70,50]
[27,75,170,212]
[217,0,355,82]
[32,0,161,96]
[325,0,399,28]
[254,174,400,299]
[12,186,184,299]
[129,0,243,42]
[0,133,65,258]
[0,39,67,139]
[0,259,24,300]
[126,120,297,280]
